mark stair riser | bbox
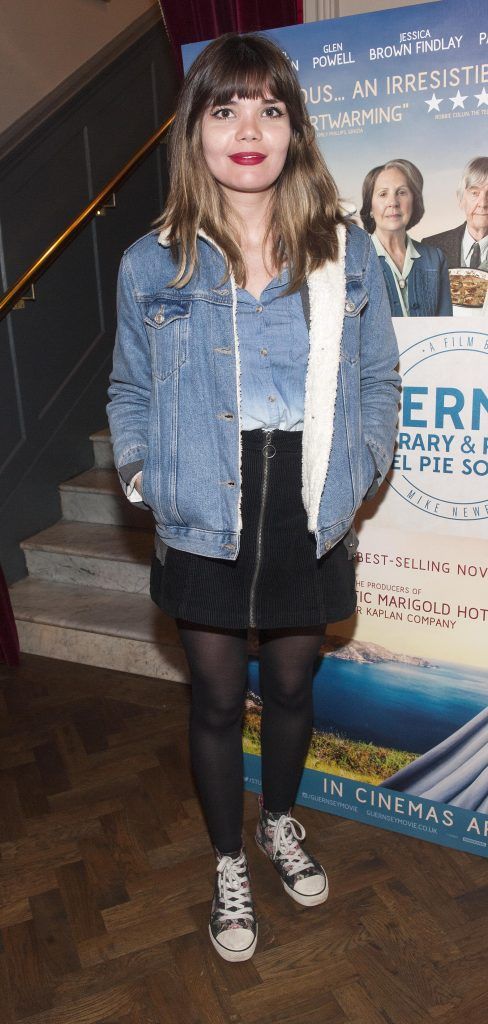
[61,490,152,527]
[92,441,114,469]
[24,550,150,595]
[17,621,188,681]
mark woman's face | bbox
[371,168,414,235]
[200,94,291,197]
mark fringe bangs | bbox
[157,32,346,291]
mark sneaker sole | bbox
[255,835,329,907]
[208,924,258,962]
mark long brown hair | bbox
[158,32,345,291]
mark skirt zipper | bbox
[249,430,276,628]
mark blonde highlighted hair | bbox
[158,32,346,291]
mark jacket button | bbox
[345,300,355,313]
[324,541,332,551]
[154,313,164,324]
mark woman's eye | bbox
[262,105,284,117]
[211,107,234,119]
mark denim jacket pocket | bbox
[143,298,191,381]
[341,279,368,364]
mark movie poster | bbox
[183,0,488,857]
[265,0,488,317]
[245,314,488,860]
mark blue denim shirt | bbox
[377,239,452,317]
[237,270,308,431]
[107,223,401,560]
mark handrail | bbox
[0,112,175,320]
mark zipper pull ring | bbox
[263,430,276,459]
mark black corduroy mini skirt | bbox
[149,429,356,630]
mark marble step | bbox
[10,577,187,682]
[89,428,114,469]
[60,468,151,527]
[21,521,154,594]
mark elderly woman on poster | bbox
[361,158,452,318]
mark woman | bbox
[360,159,452,317]
[107,33,400,962]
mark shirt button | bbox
[260,348,268,357]
[255,304,263,313]
[268,395,276,403]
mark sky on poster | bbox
[183,0,487,238]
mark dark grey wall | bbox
[0,23,178,582]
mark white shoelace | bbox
[216,853,253,923]
[272,815,312,877]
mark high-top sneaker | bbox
[209,847,258,961]
[255,796,328,906]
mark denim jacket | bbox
[378,239,452,317]
[107,222,401,560]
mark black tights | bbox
[177,620,324,854]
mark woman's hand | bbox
[133,471,143,497]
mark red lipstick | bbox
[229,152,266,165]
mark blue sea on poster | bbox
[248,656,488,754]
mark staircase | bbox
[9,430,188,682]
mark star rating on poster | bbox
[425,87,488,113]
[425,93,442,112]
[474,87,488,106]
[450,90,467,109]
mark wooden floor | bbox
[0,654,486,1024]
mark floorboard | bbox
[0,654,486,1024]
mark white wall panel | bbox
[0,0,157,134]
[304,0,439,20]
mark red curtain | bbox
[0,566,20,666]
[158,1,302,75]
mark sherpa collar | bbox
[157,222,348,531]
[302,223,346,529]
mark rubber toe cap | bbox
[294,871,328,897]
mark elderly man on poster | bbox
[423,157,488,314]
[423,157,488,272]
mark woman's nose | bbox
[237,115,262,141]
